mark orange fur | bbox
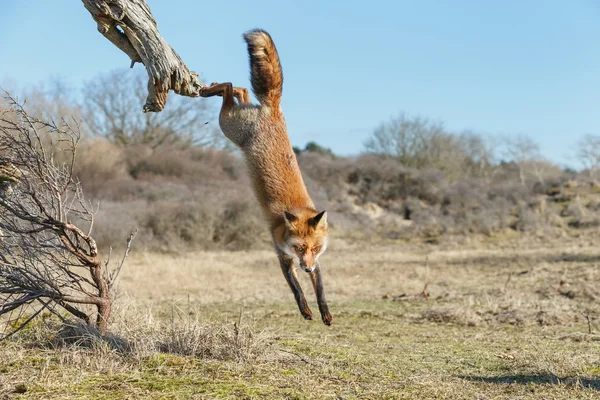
[199,29,332,325]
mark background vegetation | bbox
[2,72,600,399]
[7,71,598,253]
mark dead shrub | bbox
[212,199,265,250]
[142,201,218,251]
[348,156,445,206]
[138,195,264,252]
[157,319,266,362]
[73,137,128,198]
[125,145,246,186]
[93,201,143,251]
[514,205,542,232]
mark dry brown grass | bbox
[1,233,600,398]
[117,233,600,311]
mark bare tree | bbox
[364,113,498,180]
[575,134,600,179]
[82,69,225,149]
[503,134,542,187]
[81,0,204,112]
[0,94,134,338]
[364,113,448,168]
[458,131,498,180]
[4,76,86,127]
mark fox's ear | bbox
[283,211,298,229]
[310,210,327,229]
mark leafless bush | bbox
[364,113,447,169]
[157,316,266,362]
[565,196,586,222]
[513,205,543,232]
[142,201,217,251]
[502,134,547,187]
[139,196,264,252]
[212,199,265,250]
[124,144,246,185]
[17,77,86,126]
[0,93,134,338]
[297,152,353,203]
[439,181,511,235]
[92,201,143,251]
[363,113,498,180]
[576,134,600,180]
[73,137,128,198]
[344,155,446,205]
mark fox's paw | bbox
[322,312,333,326]
[204,82,224,97]
[301,307,313,321]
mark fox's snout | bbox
[297,252,318,273]
[296,255,316,273]
[301,265,316,273]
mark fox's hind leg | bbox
[200,82,257,147]
[233,87,251,104]
[277,251,313,320]
[200,82,236,113]
[202,82,250,105]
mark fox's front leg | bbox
[310,262,332,326]
[278,252,313,320]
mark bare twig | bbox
[421,254,430,300]
[581,311,593,335]
[277,348,315,365]
[108,229,137,293]
[503,272,512,293]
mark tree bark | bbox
[81,0,205,112]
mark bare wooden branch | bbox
[107,229,137,293]
[81,0,205,112]
[0,92,135,336]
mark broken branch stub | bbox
[81,0,205,112]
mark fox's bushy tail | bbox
[243,29,283,114]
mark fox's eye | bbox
[293,245,305,253]
[312,246,321,254]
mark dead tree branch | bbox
[81,0,205,112]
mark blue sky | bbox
[1,1,599,167]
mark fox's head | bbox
[276,209,328,273]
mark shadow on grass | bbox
[462,374,600,391]
[448,252,600,268]
[17,320,132,353]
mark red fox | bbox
[200,29,332,325]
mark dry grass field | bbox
[1,233,600,399]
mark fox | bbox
[199,29,332,326]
